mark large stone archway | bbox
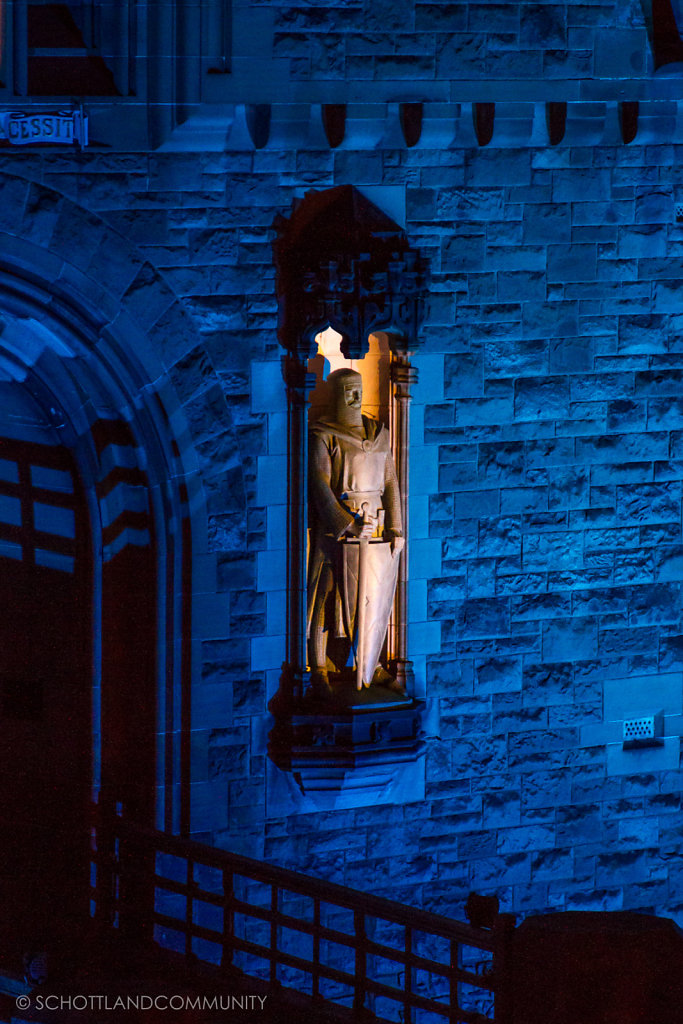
[0,182,218,968]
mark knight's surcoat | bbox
[307,414,402,655]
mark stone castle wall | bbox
[3,0,683,928]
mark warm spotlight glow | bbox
[308,327,390,424]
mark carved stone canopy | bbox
[274,185,428,360]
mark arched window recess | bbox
[270,186,429,802]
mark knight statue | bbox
[307,368,405,700]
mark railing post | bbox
[185,857,194,963]
[222,869,235,970]
[404,925,413,1024]
[449,938,459,1024]
[493,914,516,1024]
[91,799,116,935]
[92,813,511,1024]
[354,910,367,1015]
[270,885,279,986]
[115,809,154,953]
[312,898,321,1001]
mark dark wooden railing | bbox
[91,806,514,1024]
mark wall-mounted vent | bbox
[623,712,664,748]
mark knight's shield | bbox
[341,540,401,685]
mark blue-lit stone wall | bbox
[245,128,683,920]
[265,0,649,88]
[2,0,683,933]
[216,131,683,923]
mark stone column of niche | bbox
[389,355,417,691]
[283,355,316,702]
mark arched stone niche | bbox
[269,186,429,807]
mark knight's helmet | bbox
[328,368,363,428]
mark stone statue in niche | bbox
[307,368,405,700]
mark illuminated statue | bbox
[307,368,404,698]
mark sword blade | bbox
[355,535,368,690]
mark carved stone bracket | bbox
[268,699,426,803]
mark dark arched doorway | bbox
[0,299,193,979]
[0,231,200,974]
[0,379,92,969]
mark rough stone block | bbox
[547,243,597,283]
[576,432,669,464]
[478,516,521,557]
[208,726,250,780]
[511,592,571,621]
[635,186,672,224]
[521,4,566,47]
[437,186,505,221]
[456,393,514,426]
[482,788,521,828]
[427,575,467,617]
[441,232,486,272]
[548,468,589,510]
[453,488,499,517]
[523,531,582,570]
[549,337,594,374]
[498,824,556,854]
[426,656,469,695]
[530,847,574,882]
[542,618,598,662]
[475,656,522,694]
[444,351,483,398]
[470,853,531,888]
[617,482,680,524]
[522,300,578,340]
[486,243,545,272]
[514,376,570,421]
[458,598,509,639]
[552,169,611,203]
[599,625,659,657]
[523,202,570,244]
[436,33,488,77]
[450,735,508,778]
[478,442,525,484]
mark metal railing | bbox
[91,806,513,1024]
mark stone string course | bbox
[186,100,683,152]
